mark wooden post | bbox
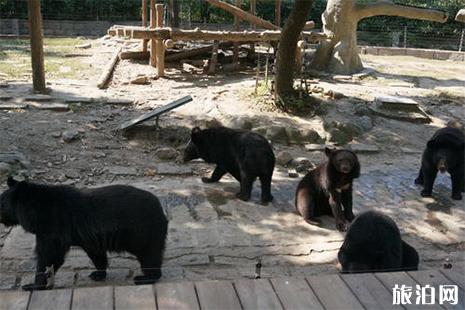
[155,4,165,77]
[142,0,148,52]
[403,25,407,48]
[459,29,464,52]
[249,0,256,54]
[275,0,281,27]
[27,0,46,93]
[208,40,219,75]
[150,0,157,67]
[170,0,180,28]
[295,40,304,71]
[233,0,242,63]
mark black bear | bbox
[183,126,275,203]
[0,178,168,290]
[415,125,465,200]
[338,210,419,273]
[295,147,360,231]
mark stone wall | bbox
[360,46,465,61]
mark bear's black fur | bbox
[415,126,465,200]
[0,178,168,290]
[295,148,360,231]
[338,210,419,273]
[183,126,275,203]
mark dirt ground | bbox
[0,37,464,289]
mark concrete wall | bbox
[360,46,465,62]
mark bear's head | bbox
[325,147,360,178]
[0,177,20,226]
[183,127,203,162]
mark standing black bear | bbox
[295,148,360,231]
[0,178,168,290]
[415,125,465,200]
[183,126,275,203]
[338,210,419,273]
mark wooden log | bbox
[150,0,157,67]
[249,0,256,53]
[170,0,180,27]
[155,4,165,77]
[97,45,122,89]
[142,0,148,51]
[275,0,281,26]
[233,0,242,63]
[303,21,315,30]
[206,0,279,30]
[27,0,46,92]
[208,40,219,75]
[165,42,234,62]
[164,39,175,49]
[295,40,304,71]
[119,51,150,60]
[128,28,325,43]
[457,9,465,23]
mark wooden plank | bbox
[149,0,157,67]
[115,285,156,310]
[96,45,122,89]
[234,279,283,310]
[409,270,465,310]
[28,289,72,310]
[306,274,363,310]
[441,268,465,291]
[341,273,401,310]
[270,278,323,310]
[72,286,113,310]
[195,280,242,310]
[156,281,200,310]
[0,291,30,310]
[375,271,442,310]
[119,95,192,130]
[27,0,46,92]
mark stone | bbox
[0,151,31,168]
[292,157,314,172]
[0,103,28,110]
[354,104,372,116]
[401,147,422,154]
[339,122,363,136]
[105,98,134,106]
[164,254,210,266]
[328,128,352,145]
[266,126,289,145]
[221,117,253,130]
[0,92,12,100]
[51,131,62,138]
[0,162,11,181]
[28,102,69,111]
[64,97,93,104]
[54,271,76,288]
[0,274,16,289]
[154,147,178,160]
[276,151,293,166]
[348,143,380,153]
[300,129,322,144]
[288,169,299,178]
[75,43,91,49]
[130,76,150,85]
[285,127,303,144]
[108,166,138,176]
[62,129,80,143]
[24,94,53,102]
[304,144,329,152]
[20,274,34,288]
[358,116,373,131]
[251,126,267,136]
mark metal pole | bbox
[459,29,464,52]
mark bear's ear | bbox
[7,177,18,188]
[191,127,202,142]
[325,147,334,157]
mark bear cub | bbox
[0,178,168,290]
[415,125,464,200]
[295,147,360,231]
[183,126,275,203]
[338,210,419,273]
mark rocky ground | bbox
[0,37,464,289]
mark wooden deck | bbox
[0,269,463,310]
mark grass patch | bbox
[0,37,96,79]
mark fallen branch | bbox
[97,45,122,89]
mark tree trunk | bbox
[275,0,313,97]
[310,0,448,74]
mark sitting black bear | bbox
[183,126,275,203]
[415,125,464,200]
[295,148,360,231]
[0,178,168,290]
[338,210,419,273]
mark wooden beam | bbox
[155,4,165,77]
[208,40,219,75]
[165,42,235,62]
[97,45,122,89]
[126,28,325,43]
[206,0,279,30]
[150,0,157,67]
[142,0,148,51]
[249,0,256,53]
[275,0,281,26]
[119,51,150,60]
[27,0,46,92]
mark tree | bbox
[275,0,313,97]
[310,0,448,74]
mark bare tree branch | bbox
[355,1,448,23]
